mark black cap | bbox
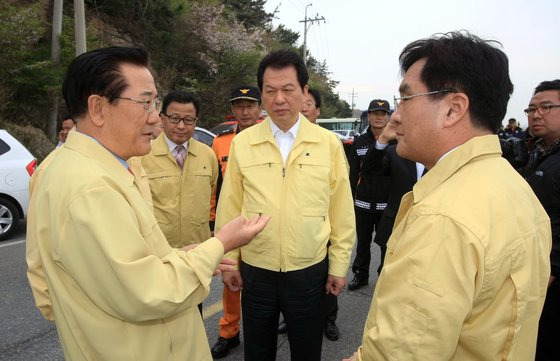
[229,86,261,103]
[368,99,390,113]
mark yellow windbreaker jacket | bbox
[142,133,218,248]
[26,131,223,361]
[358,135,551,361]
[216,116,356,277]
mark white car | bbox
[193,126,216,147]
[332,129,356,140]
[0,130,36,240]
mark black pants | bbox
[324,293,338,322]
[535,277,560,361]
[352,209,382,277]
[240,259,328,361]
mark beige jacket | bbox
[26,131,222,361]
[142,133,218,248]
[358,135,551,361]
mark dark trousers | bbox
[240,259,328,361]
[376,245,387,275]
[535,277,560,361]
[352,209,382,277]
[324,293,338,322]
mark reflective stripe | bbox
[375,203,387,211]
[356,148,368,156]
[354,199,371,210]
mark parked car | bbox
[0,130,36,240]
[193,126,216,147]
[209,121,237,136]
[332,129,357,141]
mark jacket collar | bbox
[249,114,321,146]
[64,131,134,185]
[412,134,501,203]
[152,133,202,158]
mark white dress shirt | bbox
[270,118,300,166]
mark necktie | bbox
[175,145,185,169]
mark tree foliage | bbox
[0,0,352,152]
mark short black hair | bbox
[61,115,75,124]
[161,90,200,116]
[534,79,560,95]
[307,88,322,109]
[62,47,150,120]
[257,49,308,91]
[399,31,513,133]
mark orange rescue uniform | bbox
[211,126,241,338]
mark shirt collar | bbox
[535,137,560,157]
[164,134,189,153]
[77,131,128,169]
[269,116,301,138]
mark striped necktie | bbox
[175,145,185,169]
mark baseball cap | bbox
[229,86,261,103]
[368,99,390,113]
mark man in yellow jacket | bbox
[344,31,551,361]
[217,49,356,361]
[25,46,269,361]
[141,90,218,249]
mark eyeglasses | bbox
[393,89,455,109]
[161,113,198,125]
[117,96,162,113]
[524,104,560,116]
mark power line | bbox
[349,89,358,112]
[299,4,325,66]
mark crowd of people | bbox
[25,30,558,361]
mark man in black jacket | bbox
[348,99,391,290]
[361,117,425,273]
[521,79,560,361]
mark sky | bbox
[264,0,560,127]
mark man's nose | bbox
[147,110,160,124]
[274,91,286,104]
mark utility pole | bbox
[349,88,358,113]
[48,0,64,139]
[74,0,87,55]
[299,4,325,66]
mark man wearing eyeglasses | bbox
[521,79,560,361]
[142,91,219,254]
[26,47,270,361]
[345,32,551,361]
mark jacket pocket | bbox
[299,208,329,259]
[389,305,430,359]
[146,171,180,205]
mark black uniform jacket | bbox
[522,144,560,277]
[361,143,418,247]
[349,127,392,214]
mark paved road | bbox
[0,223,380,361]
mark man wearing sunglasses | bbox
[346,32,551,361]
[522,79,560,361]
[142,91,219,257]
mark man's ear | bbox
[442,92,469,128]
[87,95,106,127]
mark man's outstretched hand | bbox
[216,215,270,253]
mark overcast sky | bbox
[264,0,560,127]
